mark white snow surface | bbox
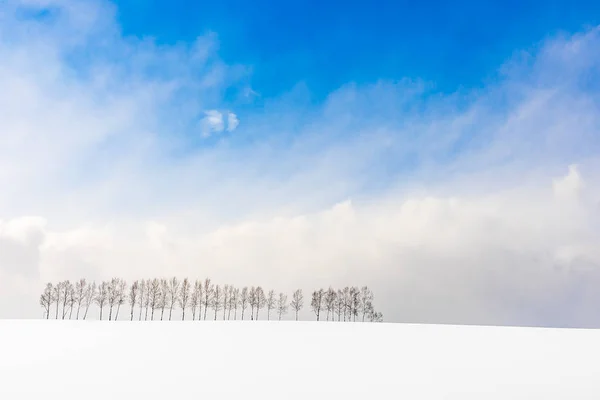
[1,321,599,399]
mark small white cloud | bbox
[200,110,224,137]
[227,112,239,132]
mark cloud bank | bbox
[1,0,600,326]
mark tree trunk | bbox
[161,307,165,321]
[99,307,103,321]
[169,305,174,321]
[115,304,121,321]
[76,305,81,320]
[55,302,59,319]
[182,309,186,321]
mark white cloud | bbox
[227,111,239,132]
[1,0,600,326]
[200,110,225,137]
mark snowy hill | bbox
[0,321,598,399]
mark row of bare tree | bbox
[40,278,384,322]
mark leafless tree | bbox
[149,278,161,320]
[167,277,180,321]
[342,287,351,321]
[324,287,336,321]
[335,289,344,321]
[40,283,53,319]
[277,292,288,321]
[230,287,239,320]
[129,280,139,321]
[370,311,383,322]
[248,286,257,320]
[61,280,72,320]
[211,284,222,320]
[67,283,76,319]
[359,286,374,322]
[52,282,62,319]
[83,282,96,320]
[179,278,191,320]
[95,281,109,320]
[350,286,360,322]
[137,279,147,321]
[256,286,267,320]
[239,287,249,320]
[74,279,87,320]
[159,278,169,321]
[266,290,276,321]
[290,289,303,321]
[311,289,325,321]
[107,277,120,321]
[114,279,127,321]
[202,278,213,320]
[191,280,201,320]
[222,284,230,320]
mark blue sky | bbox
[2,0,600,326]
[115,0,600,102]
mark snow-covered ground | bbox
[0,321,598,399]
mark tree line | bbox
[39,278,384,322]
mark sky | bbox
[1,0,600,326]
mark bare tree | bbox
[222,284,230,320]
[277,293,288,321]
[342,287,351,321]
[359,286,374,322]
[202,278,213,320]
[61,280,72,320]
[350,286,360,322]
[83,282,96,320]
[335,289,344,321]
[40,283,53,319]
[129,280,139,321]
[311,289,325,321]
[256,286,267,320]
[290,289,303,321]
[114,279,127,321]
[52,282,62,319]
[230,287,239,320]
[248,286,257,320]
[167,277,180,321]
[67,283,76,319]
[239,287,249,320]
[191,280,201,321]
[159,278,169,321]
[138,279,148,321]
[212,284,222,320]
[74,279,87,320]
[107,277,120,321]
[266,290,276,321]
[95,281,109,320]
[179,278,191,320]
[324,287,336,321]
[149,278,161,320]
